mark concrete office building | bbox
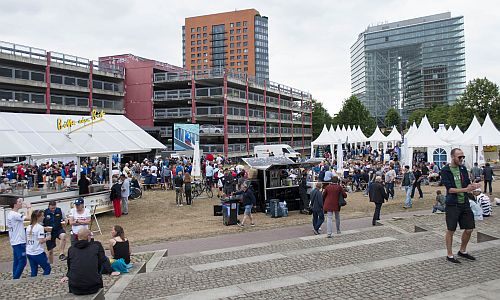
[0,40,125,115]
[153,68,312,158]
[183,9,269,80]
[351,12,466,124]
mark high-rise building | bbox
[351,12,465,124]
[182,9,269,80]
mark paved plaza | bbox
[1,208,500,299]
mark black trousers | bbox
[484,180,492,194]
[373,202,382,225]
[411,182,423,198]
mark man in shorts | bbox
[234,183,256,227]
[43,200,68,263]
[440,148,481,263]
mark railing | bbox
[0,65,45,82]
[51,52,90,69]
[93,99,123,111]
[154,89,191,100]
[0,89,45,104]
[0,40,46,60]
[154,108,192,118]
[92,61,124,76]
[50,95,88,107]
[92,80,123,93]
[159,126,173,137]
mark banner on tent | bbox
[484,146,497,152]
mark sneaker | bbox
[238,223,244,227]
[179,204,183,207]
[250,223,256,227]
[313,229,319,235]
[457,251,476,261]
[326,234,332,238]
[59,254,67,261]
[446,256,461,263]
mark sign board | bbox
[173,124,199,151]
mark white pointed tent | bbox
[356,126,368,143]
[385,126,402,146]
[310,125,334,158]
[462,114,500,165]
[406,116,450,167]
[448,116,479,145]
[368,126,389,148]
[405,122,418,140]
[436,124,449,141]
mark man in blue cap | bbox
[69,198,91,246]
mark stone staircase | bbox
[2,213,500,299]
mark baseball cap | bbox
[74,197,84,205]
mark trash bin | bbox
[222,198,239,226]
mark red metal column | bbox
[45,52,51,114]
[223,70,229,159]
[89,61,93,114]
[263,80,267,144]
[278,85,282,143]
[245,76,250,156]
[191,71,196,123]
[290,102,294,145]
[309,95,313,156]
[301,92,305,155]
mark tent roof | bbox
[356,126,368,142]
[407,116,449,147]
[0,112,165,158]
[385,126,401,142]
[463,114,500,146]
[368,126,388,142]
[450,116,479,144]
[311,125,332,145]
[242,156,297,170]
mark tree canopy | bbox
[332,95,376,137]
[384,108,401,128]
[311,99,333,139]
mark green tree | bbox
[333,95,376,137]
[427,105,450,129]
[407,109,428,127]
[311,99,333,139]
[384,108,401,129]
[448,78,500,129]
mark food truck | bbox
[0,111,165,232]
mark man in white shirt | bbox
[205,163,214,187]
[120,174,130,215]
[7,198,31,279]
[1,178,12,193]
[69,198,91,246]
[384,165,396,200]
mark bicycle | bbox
[192,180,214,198]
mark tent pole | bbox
[109,155,113,184]
[76,158,81,182]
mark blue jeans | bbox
[27,252,51,277]
[386,182,394,199]
[12,243,27,279]
[404,186,412,207]
[312,211,324,231]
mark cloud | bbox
[1,0,499,115]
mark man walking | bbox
[309,182,324,234]
[482,162,494,195]
[402,166,415,208]
[384,165,396,200]
[369,176,388,226]
[120,174,130,215]
[411,165,423,199]
[470,162,481,182]
[441,148,480,263]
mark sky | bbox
[1,0,499,115]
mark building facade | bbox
[0,40,125,115]
[153,68,312,157]
[183,9,269,80]
[351,12,465,124]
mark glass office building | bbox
[351,12,465,123]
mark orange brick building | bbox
[183,9,269,79]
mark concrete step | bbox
[120,231,458,299]
[154,226,402,272]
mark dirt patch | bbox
[1,181,499,262]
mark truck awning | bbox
[242,157,299,170]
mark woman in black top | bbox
[109,225,130,264]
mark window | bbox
[243,48,248,53]
[191,28,195,33]
[237,49,242,54]
[243,28,248,33]
[230,43,234,48]
[191,47,195,51]
[236,35,241,40]
[243,35,247,40]
[243,42,248,46]
[230,62,235,66]
[191,54,195,58]
[15,70,29,80]
[203,59,208,63]
[203,46,208,50]
[197,34,201,38]
[191,60,195,64]
[244,67,248,71]
[230,29,234,34]
[236,42,241,47]
[197,53,201,57]
[197,46,201,51]
[230,36,234,41]
[230,23,234,28]
[31,72,45,82]
[191,34,195,39]
[236,22,241,27]
[197,40,201,45]
[191,41,195,46]
[244,61,248,65]
[433,148,447,166]
[236,29,241,34]
[230,56,235,60]
[203,39,207,44]
[196,27,201,32]
[197,59,201,63]
[203,52,208,57]
[230,50,235,54]
[203,26,207,31]
[237,62,241,66]
[244,55,248,59]
[237,55,241,59]
[243,21,247,26]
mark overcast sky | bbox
[1,0,498,114]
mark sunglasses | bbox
[458,156,465,159]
